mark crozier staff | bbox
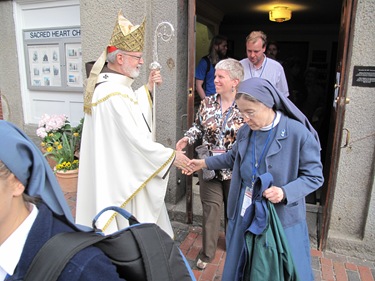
[76,10,192,237]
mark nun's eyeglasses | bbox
[239,111,255,119]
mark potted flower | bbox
[36,114,83,192]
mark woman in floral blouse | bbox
[176,58,244,269]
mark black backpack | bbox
[24,206,195,281]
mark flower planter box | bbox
[55,168,79,193]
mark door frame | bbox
[184,0,359,247]
[318,0,358,250]
[185,0,196,224]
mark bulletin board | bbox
[23,27,83,92]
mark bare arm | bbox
[195,79,206,100]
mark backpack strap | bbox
[203,56,211,74]
[202,56,211,91]
[23,232,106,281]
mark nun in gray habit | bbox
[202,77,324,280]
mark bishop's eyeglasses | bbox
[122,53,143,61]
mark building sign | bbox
[24,28,81,40]
[352,66,375,87]
[23,27,82,92]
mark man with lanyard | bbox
[76,10,192,237]
[240,31,289,97]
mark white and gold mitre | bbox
[84,10,146,114]
[109,10,146,52]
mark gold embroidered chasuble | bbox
[76,72,175,237]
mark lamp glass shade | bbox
[269,6,292,22]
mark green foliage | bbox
[38,115,84,172]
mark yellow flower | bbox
[37,115,83,172]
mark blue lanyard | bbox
[251,121,274,186]
[249,57,267,78]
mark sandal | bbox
[196,258,208,270]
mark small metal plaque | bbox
[352,66,375,87]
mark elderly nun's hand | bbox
[182,159,206,175]
[263,186,285,204]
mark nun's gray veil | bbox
[237,78,321,148]
[0,120,88,230]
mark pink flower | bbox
[36,127,47,138]
[38,114,67,133]
[38,113,50,128]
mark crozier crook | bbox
[150,21,175,140]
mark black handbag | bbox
[195,144,216,181]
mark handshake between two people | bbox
[174,137,205,175]
[174,138,287,204]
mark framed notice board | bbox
[23,27,83,92]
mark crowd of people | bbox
[0,9,325,281]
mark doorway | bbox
[187,0,355,250]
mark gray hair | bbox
[235,92,259,103]
[215,58,244,81]
[107,49,122,63]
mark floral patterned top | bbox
[185,94,244,180]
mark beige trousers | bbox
[198,170,230,262]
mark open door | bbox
[318,0,357,250]
[185,0,196,224]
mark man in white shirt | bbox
[240,31,289,97]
